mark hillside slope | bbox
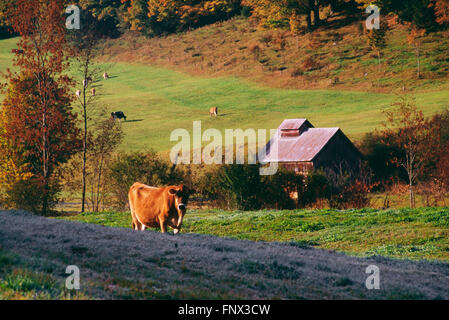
[1,34,449,153]
[103,16,449,93]
[1,210,449,299]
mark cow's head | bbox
[168,185,193,234]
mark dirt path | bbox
[1,210,448,299]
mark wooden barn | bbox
[261,119,362,174]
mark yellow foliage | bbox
[0,104,32,200]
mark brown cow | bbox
[210,107,218,117]
[128,183,192,234]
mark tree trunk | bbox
[409,183,415,208]
[81,90,87,213]
[42,111,48,215]
[416,46,421,79]
[95,154,104,213]
[313,0,320,27]
[306,12,312,31]
[378,50,382,73]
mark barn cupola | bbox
[278,119,314,137]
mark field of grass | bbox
[1,35,449,153]
[3,210,449,300]
[0,248,89,299]
[58,207,449,262]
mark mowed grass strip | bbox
[58,207,449,262]
[1,38,449,152]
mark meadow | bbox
[2,209,449,300]
[1,37,449,153]
[58,207,449,262]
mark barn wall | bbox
[313,132,361,172]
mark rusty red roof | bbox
[261,124,341,162]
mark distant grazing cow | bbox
[91,88,96,96]
[210,107,218,117]
[103,72,109,80]
[111,111,127,121]
[129,183,192,233]
[76,90,81,98]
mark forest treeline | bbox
[1,1,449,38]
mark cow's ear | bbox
[168,188,177,195]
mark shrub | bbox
[358,132,406,185]
[302,56,321,72]
[5,177,60,215]
[290,68,304,78]
[108,151,184,209]
[249,43,261,60]
[261,168,304,210]
[217,164,262,210]
[325,163,377,209]
[300,171,330,207]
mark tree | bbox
[68,12,112,213]
[242,0,327,32]
[407,25,426,79]
[121,0,242,35]
[366,19,388,73]
[432,0,449,25]
[380,96,437,208]
[61,111,124,212]
[75,0,127,37]
[1,0,81,214]
[357,0,438,31]
[88,116,123,212]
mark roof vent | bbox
[279,119,313,137]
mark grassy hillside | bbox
[103,16,449,92]
[1,18,449,153]
[59,207,449,262]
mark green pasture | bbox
[1,37,448,153]
[58,207,449,262]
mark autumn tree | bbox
[380,96,437,208]
[432,0,449,25]
[68,12,113,213]
[366,19,388,73]
[0,0,81,214]
[357,0,438,31]
[62,110,123,212]
[121,0,242,35]
[72,0,127,37]
[407,25,426,79]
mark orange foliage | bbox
[433,0,449,25]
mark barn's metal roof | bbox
[278,119,310,130]
[261,123,341,163]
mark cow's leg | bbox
[141,224,146,231]
[130,202,140,231]
[159,218,167,233]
